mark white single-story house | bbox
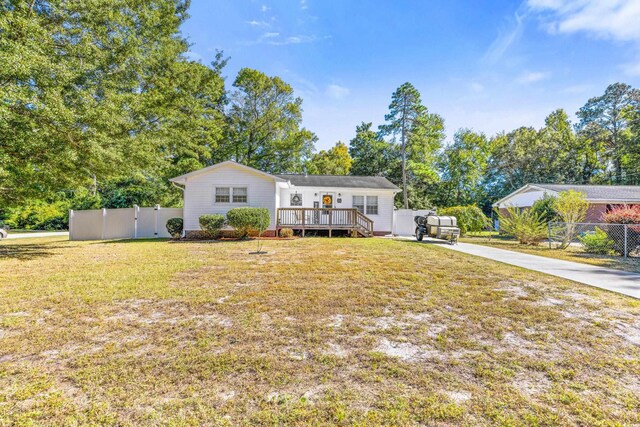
[494,184,640,222]
[169,161,401,236]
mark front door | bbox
[321,193,334,209]
[321,193,334,224]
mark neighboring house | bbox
[493,184,640,222]
[170,161,400,236]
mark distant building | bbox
[493,184,640,222]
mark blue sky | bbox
[181,0,640,150]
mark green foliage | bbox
[530,194,558,223]
[199,214,226,238]
[166,218,183,239]
[349,122,400,179]
[279,228,294,238]
[0,0,192,206]
[498,207,547,245]
[553,190,589,249]
[554,190,588,223]
[439,205,490,235]
[435,129,490,207]
[307,142,352,175]
[99,177,179,209]
[4,201,68,231]
[380,82,444,208]
[226,208,270,238]
[577,83,640,183]
[227,68,316,173]
[579,227,615,255]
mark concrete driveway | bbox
[4,231,69,240]
[394,236,640,299]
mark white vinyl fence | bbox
[392,209,436,236]
[69,206,183,241]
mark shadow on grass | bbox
[0,241,67,261]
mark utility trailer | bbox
[414,214,460,244]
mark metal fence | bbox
[69,205,183,241]
[548,222,640,258]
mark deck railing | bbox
[277,208,373,236]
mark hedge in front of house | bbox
[226,208,270,238]
[439,205,490,235]
[166,218,183,238]
[199,214,226,238]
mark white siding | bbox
[496,190,555,209]
[279,187,396,233]
[183,163,278,230]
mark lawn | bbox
[1,237,639,426]
[461,235,640,274]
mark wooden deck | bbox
[276,208,374,237]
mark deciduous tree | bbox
[307,142,352,175]
[577,83,640,183]
[227,68,316,174]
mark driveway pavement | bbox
[4,231,69,240]
[394,236,640,299]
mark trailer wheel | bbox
[415,228,424,241]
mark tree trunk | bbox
[401,100,408,209]
[614,157,623,183]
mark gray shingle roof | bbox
[274,174,400,190]
[533,184,640,202]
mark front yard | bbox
[1,237,639,426]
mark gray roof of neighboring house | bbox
[531,184,640,202]
[274,174,400,190]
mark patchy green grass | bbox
[461,235,640,274]
[1,236,639,426]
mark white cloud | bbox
[483,11,525,63]
[262,32,279,38]
[326,84,350,100]
[527,0,640,41]
[300,0,308,10]
[516,71,551,84]
[265,34,328,46]
[261,5,270,12]
[246,20,270,28]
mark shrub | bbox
[498,206,547,245]
[226,208,270,238]
[602,205,640,224]
[439,205,490,235]
[531,194,558,223]
[554,190,589,249]
[4,201,68,230]
[579,227,615,255]
[199,214,226,238]
[166,218,183,238]
[602,206,640,256]
[279,228,294,238]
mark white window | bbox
[352,195,364,214]
[366,196,378,215]
[232,187,248,203]
[290,193,302,206]
[215,187,230,203]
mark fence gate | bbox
[392,209,437,236]
[69,205,183,241]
